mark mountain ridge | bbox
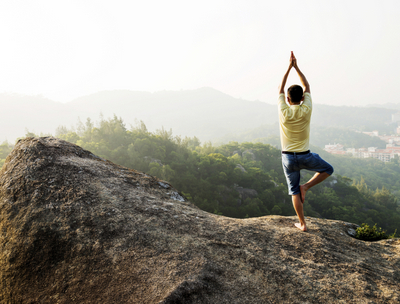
[0,88,397,143]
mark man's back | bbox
[278,92,312,152]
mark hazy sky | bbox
[1,0,400,106]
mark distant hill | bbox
[68,87,277,141]
[0,88,276,142]
[0,94,70,141]
[366,102,400,111]
[0,88,397,143]
[313,104,395,132]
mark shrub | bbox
[355,223,389,241]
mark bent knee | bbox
[326,165,334,175]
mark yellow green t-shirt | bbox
[278,92,312,152]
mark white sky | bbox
[0,0,399,106]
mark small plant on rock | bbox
[355,223,390,241]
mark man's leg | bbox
[281,153,309,231]
[292,193,307,231]
[300,172,330,203]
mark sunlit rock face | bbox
[0,137,399,303]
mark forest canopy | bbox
[1,115,399,234]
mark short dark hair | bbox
[287,85,303,104]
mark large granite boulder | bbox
[0,137,399,303]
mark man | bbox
[278,51,334,232]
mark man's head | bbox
[287,85,304,104]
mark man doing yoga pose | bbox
[278,52,334,232]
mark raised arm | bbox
[279,65,292,94]
[292,53,310,93]
[279,51,299,94]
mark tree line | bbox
[1,116,399,234]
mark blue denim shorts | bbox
[282,152,334,195]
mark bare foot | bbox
[299,185,307,204]
[295,223,307,232]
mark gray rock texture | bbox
[0,137,399,303]
[234,186,258,202]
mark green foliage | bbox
[314,146,400,203]
[271,205,282,215]
[3,116,398,235]
[0,141,13,159]
[0,141,13,169]
[355,223,389,242]
[310,126,386,149]
[23,128,52,138]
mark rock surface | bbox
[234,186,258,203]
[0,137,399,303]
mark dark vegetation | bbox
[1,116,399,234]
[0,141,13,168]
[310,147,400,201]
[355,223,396,242]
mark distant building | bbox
[324,143,346,155]
[325,129,400,162]
[346,146,400,162]
[364,131,400,145]
[325,143,400,162]
[346,147,370,159]
[363,130,379,137]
